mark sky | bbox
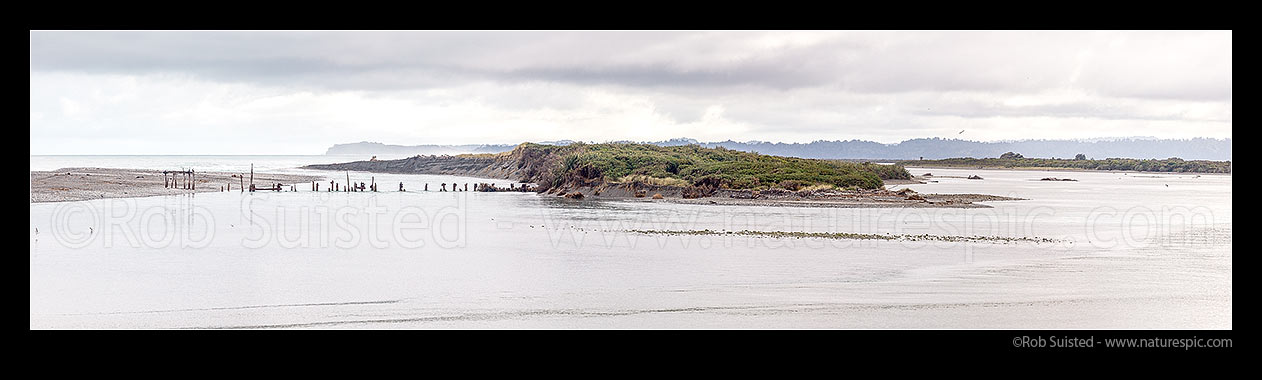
[29,30,1232,155]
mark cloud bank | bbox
[29,30,1231,154]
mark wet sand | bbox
[30,167,323,203]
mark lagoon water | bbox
[29,156,1231,329]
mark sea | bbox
[29,155,1232,329]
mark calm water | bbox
[29,157,1232,329]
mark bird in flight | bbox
[958,130,965,134]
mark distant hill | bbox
[901,156,1231,173]
[325,141,515,156]
[326,137,1231,161]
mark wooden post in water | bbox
[346,172,351,192]
[192,169,195,190]
[371,176,375,192]
[239,174,244,192]
[249,164,254,190]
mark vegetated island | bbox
[899,152,1232,173]
[303,142,1023,208]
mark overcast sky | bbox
[29,30,1232,154]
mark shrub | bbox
[778,179,804,191]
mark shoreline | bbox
[904,165,1233,176]
[612,192,1022,209]
[544,182,1024,208]
[30,167,323,203]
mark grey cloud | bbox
[31,30,1230,101]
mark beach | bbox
[30,167,323,203]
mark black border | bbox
[27,2,1234,30]
[29,6,1232,358]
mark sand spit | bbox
[30,167,323,203]
[623,229,1062,244]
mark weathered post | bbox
[249,164,254,190]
